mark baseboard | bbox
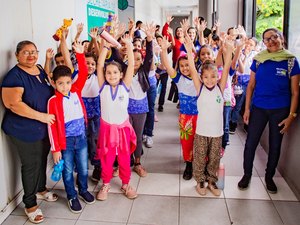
[0,190,24,224]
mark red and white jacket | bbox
[47,53,88,152]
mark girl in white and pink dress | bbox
[95,36,137,201]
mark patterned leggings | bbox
[193,134,221,183]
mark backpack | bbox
[256,57,295,79]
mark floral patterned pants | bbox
[179,114,197,162]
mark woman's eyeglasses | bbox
[263,34,279,44]
[22,50,39,56]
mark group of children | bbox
[43,15,259,213]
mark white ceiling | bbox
[156,0,199,16]
[156,0,199,8]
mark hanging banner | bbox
[87,0,116,40]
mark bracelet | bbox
[103,46,110,50]
[289,112,297,118]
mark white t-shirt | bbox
[196,85,224,137]
[100,82,129,125]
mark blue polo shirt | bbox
[251,59,300,109]
[1,65,53,142]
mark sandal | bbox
[24,208,44,224]
[121,185,138,199]
[36,191,58,202]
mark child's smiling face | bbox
[201,68,218,88]
[105,64,123,87]
[178,58,190,77]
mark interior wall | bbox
[198,0,208,20]
[118,0,135,26]
[0,0,117,223]
[218,0,242,31]
[288,0,300,59]
[0,1,35,222]
[134,0,163,27]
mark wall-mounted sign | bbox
[118,0,128,10]
[87,0,115,40]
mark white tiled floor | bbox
[2,100,300,225]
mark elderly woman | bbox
[1,40,57,223]
[238,28,300,193]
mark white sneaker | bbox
[145,136,153,148]
[142,135,147,143]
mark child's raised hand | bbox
[128,17,135,30]
[193,17,200,30]
[112,14,118,24]
[72,40,84,54]
[121,34,133,49]
[89,27,99,40]
[143,22,156,41]
[166,15,174,24]
[61,28,69,41]
[180,18,189,34]
[76,23,84,34]
[214,20,221,29]
[46,48,54,60]
[160,36,171,50]
[115,22,126,39]
[222,39,235,56]
[184,35,194,53]
[199,20,207,32]
[237,25,247,37]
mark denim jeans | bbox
[87,116,101,167]
[144,84,157,137]
[243,106,289,178]
[222,106,231,149]
[62,133,88,200]
[231,85,247,123]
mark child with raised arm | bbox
[160,36,198,181]
[95,35,137,201]
[185,36,234,196]
[48,41,95,214]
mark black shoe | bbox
[68,197,82,213]
[183,162,193,180]
[238,175,251,190]
[79,191,95,204]
[130,155,135,167]
[243,124,248,133]
[265,177,277,194]
[91,166,101,182]
[158,105,164,112]
[229,122,237,134]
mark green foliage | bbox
[256,0,284,40]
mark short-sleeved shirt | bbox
[1,65,53,142]
[81,73,101,118]
[173,71,198,115]
[250,59,300,109]
[63,93,85,137]
[100,81,129,125]
[128,72,149,114]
